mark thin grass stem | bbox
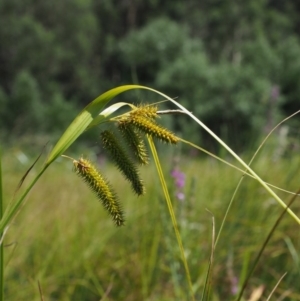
[248,110,300,167]
[135,86,300,224]
[201,210,215,301]
[236,188,300,301]
[214,177,245,248]
[266,272,287,301]
[180,138,300,197]
[214,111,300,247]
[177,110,300,224]
[147,136,195,301]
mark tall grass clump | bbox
[1,85,300,300]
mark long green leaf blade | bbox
[46,85,142,165]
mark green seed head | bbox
[130,104,158,120]
[100,130,145,195]
[73,158,125,226]
[129,115,179,144]
[117,121,149,165]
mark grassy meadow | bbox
[2,144,300,301]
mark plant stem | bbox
[170,102,300,224]
[134,86,300,224]
[148,137,195,301]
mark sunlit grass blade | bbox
[87,102,133,130]
[147,136,195,301]
[46,86,143,166]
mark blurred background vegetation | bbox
[1,0,300,151]
[3,151,300,300]
[2,1,300,300]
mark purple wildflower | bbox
[230,276,238,295]
[171,168,186,200]
[176,192,185,201]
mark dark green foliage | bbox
[44,90,78,135]
[0,88,8,132]
[0,0,99,140]
[1,0,300,150]
[9,71,44,134]
[119,17,193,81]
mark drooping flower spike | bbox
[73,157,125,226]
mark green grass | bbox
[2,148,300,301]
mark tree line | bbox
[1,0,300,150]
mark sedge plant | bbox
[0,85,300,300]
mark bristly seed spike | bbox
[73,157,125,226]
[100,130,145,195]
[117,121,149,165]
[130,104,158,120]
[128,115,179,144]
